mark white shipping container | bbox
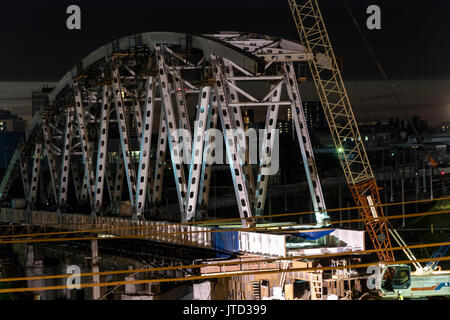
[239,231,286,257]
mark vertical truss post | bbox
[29,144,42,205]
[111,65,137,207]
[185,86,211,221]
[58,108,73,210]
[42,119,60,204]
[254,82,282,216]
[284,62,328,225]
[152,110,167,206]
[94,86,111,214]
[223,59,256,207]
[0,149,20,201]
[135,76,156,219]
[73,80,96,208]
[155,45,188,217]
[197,95,219,219]
[211,55,254,228]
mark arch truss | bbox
[0,32,330,227]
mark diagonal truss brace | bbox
[111,65,138,207]
[135,76,156,219]
[185,86,211,222]
[211,55,254,228]
[254,82,282,216]
[155,45,188,216]
[94,86,112,213]
[284,62,329,225]
[73,80,96,208]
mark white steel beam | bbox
[94,86,111,213]
[113,153,124,204]
[58,108,73,208]
[211,55,253,228]
[254,82,282,216]
[284,62,328,225]
[152,111,167,206]
[73,81,96,208]
[29,144,42,205]
[135,76,156,219]
[223,59,256,208]
[19,158,30,204]
[171,68,192,161]
[155,45,188,216]
[42,120,60,204]
[197,95,219,219]
[111,65,137,207]
[185,86,211,221]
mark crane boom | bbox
[288,0,394,262]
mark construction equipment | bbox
[288,0,394,262]
[378,264,450,299]
[289,0,450,299]
[424,236,450,272]
[389,229,423,272]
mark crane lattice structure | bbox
[288,0,395,262]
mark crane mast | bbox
[288,0,395,262]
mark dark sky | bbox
[0,0,449,125]
[0,0,449,81]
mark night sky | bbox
[0,0,449,124]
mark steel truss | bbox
[0,32,330,227]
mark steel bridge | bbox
[0,31,331,231]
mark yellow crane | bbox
[288,0,394,262]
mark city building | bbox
[0,108,26,169]
[32,87,53,116]
[302,101,327,130]
[0,108,27,132]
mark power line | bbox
[343,1,433,161]
[1,195,449,241]
[0,207,449,246]
[1,240,450,284]
[1,255,450,294]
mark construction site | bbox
[0,0,449,301]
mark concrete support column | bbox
[193,281,212,300]
[24,245,44,300]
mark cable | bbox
[2,194,449,241]
[1,255,450,294]
[2,240,450,284]
[343,1,435,162]
[0,206,449,245]
[0,207,449,245]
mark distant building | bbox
[438,122,450,133]
[0,132,23,169]
[277,120,292,135]
[0,108,27,132]
[32,87,53,116]
[0,109,25,169]
[302,101,326,130]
